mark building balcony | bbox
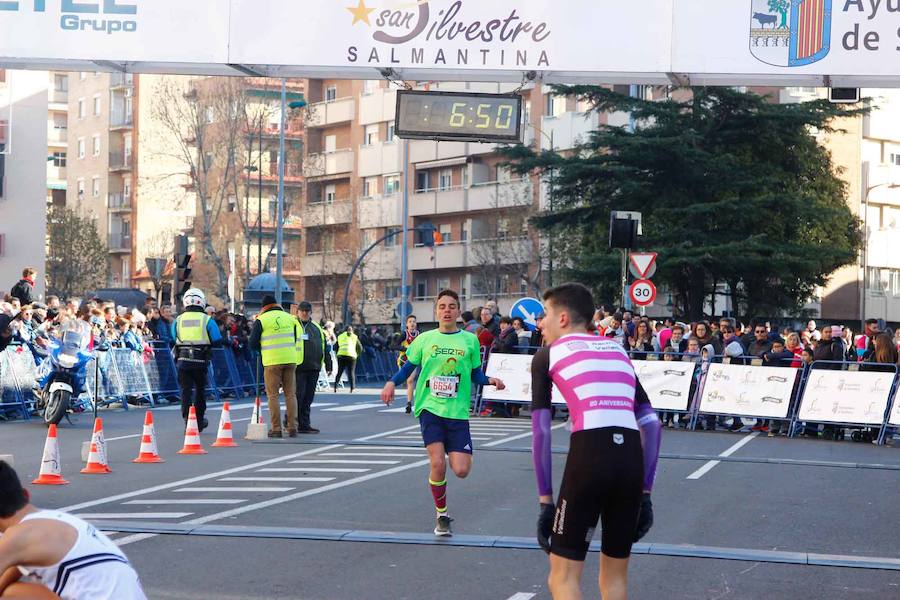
[410,140,468,163]
[358,141,403,177]
[47,126,67,145]
[108,233,132,253]
[359,87,397,125]
[109,151,133,171]
[110,113,133,130]
[306,97,355,128]
[108,192,132,213]
[46,165,66,184]
[303,200,353,227]
[358,194,402,229]
[410,242,468,270]
[466,179,533,211]
[260,122,304,140]
[540,111,600,151]
[49,88,68,106]
[410,186,466,217]
[304,149,354,178]
[245,163,304,186]
[109,73,134,90]
[361,246,401,280]
[301,252,354,277]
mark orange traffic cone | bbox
[133,411,165,463]
[81,418,111,474]
[178,406,207,455]
[212,402,238,448]
[32,424,69,485]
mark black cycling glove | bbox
[537,502,555,554]
[634,493,654,542]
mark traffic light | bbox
[174,235,192,305]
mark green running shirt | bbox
[406,329,482,421]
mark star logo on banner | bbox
[347,0,376,26]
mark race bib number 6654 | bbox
[430,376,459,398]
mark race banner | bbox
[633,360,695,412]
[889,390,900,427]
[798,370,896,425]
[699,363,797,419]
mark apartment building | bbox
[47,72,68,210]
[297,79,608,324]
[787,87,900,324]
[66,72,195,292]
[0,70,48,298]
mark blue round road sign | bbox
[510,297,544,332]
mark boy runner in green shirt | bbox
[381,289,505,536]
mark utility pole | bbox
[275,79,287,305]
[400,138,411,323]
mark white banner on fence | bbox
[889,391,900,427]
[798,370,895,425]
[699,364,796,419]
[633,360,694,411]
[483,353,564,405]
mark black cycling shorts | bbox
[551,427,644,561]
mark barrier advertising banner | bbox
[483,353,564,405]
[889,391,900,427]
[798,370,895,425]
[3,2,900,85]
[699,364,797,419]
[633,360,694,411]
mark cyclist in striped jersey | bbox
[530,283,661,600]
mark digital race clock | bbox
[395,90,523,143]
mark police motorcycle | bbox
[34,319,94,426]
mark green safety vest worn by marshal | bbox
[295,319,326,366]
[258,309,298,367]
[175,312,212,365]
[336,332,359,359]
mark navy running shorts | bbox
[418,409,473,454]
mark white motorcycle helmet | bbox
[182,288,206,309]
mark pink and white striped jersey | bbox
[547,334,640,432]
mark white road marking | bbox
[58,445,342,513]
[77,512,192,519]
[289,459,400,465]
[233,417,251,423]
[112,425,551,548]
[379,407,411,413]
[322,403,386,412]
[105,434,142,442]
[317,452,424,458]
[219,477,335,483]
[346,446,425,451]
[122,499,246,505]
[482,422,566,447]
[687,433,760,480]
[175,487,295,493]
[156,402,255,412]
[259,467,370,473]
[311,403,339,409]
[354,424,420,441]
[505,593,536,600]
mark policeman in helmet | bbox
[172,288,222,431]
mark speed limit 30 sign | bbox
[629,279,657,307]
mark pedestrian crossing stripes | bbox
[259,467,370,473]
[322,403,386,412]
[289,459,400,465]
[75,512,192,519]
[175,487,296,493]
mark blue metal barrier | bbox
[144,347,181,400]
[0,348,32,420]
[110,348,155,407]
[210,348,241,398]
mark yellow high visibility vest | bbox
[295,319,326,366]
[175,313,211,345]
[258,310,298,366]
[337,332,359,359]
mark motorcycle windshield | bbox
[58,319,91,352]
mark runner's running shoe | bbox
[434,515,453,537]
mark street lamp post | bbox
[273,79,307,306]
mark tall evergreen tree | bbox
[501,87,865,319]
